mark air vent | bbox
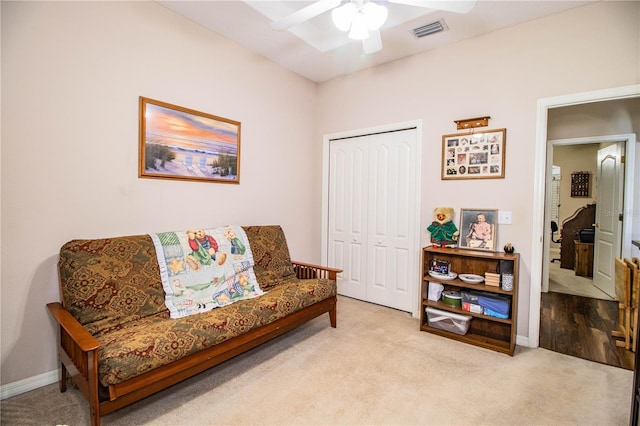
[412,19,448,38]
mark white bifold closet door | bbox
[327,128,418,312]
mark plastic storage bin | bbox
[425,307,472,335]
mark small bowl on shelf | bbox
[458,274,485,284]
[428,270,457,280]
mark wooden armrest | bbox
[292,261,342,273]
[47,302,100,352]
[292,261,342,281]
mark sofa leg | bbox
[90,405,101,426]
[59,362,67,393]
[88,351,101,426]
[329,304,337,328]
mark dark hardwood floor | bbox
[540,291,635,370]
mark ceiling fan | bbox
[270,0,477,54]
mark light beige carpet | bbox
[1,296,633,425]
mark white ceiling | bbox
[157,0,596,83]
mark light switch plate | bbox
[498,211,512,225]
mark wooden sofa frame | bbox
[47,261,340,426]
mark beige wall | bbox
[548,98,640,140]
[552,144,599,225]
[316,1,639,346]
[2,0,639,390]
[1,1,317,386]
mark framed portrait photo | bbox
[441,128,506,180]
[459,209,498,251]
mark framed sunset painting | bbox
[139,97,241,184]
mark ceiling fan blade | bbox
[388,0,477,14]
[270,0,341,31]
[362,29,383,54]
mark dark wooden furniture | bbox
[420,247,519,355]
[560,203,596,270]
[47,262,339,426]
[574,241,594,277]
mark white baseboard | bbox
[517,334,531,348]
[0,370,58,400]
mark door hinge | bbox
[619,213,624,221]
[621,155,625,164]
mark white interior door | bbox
[366,131,417,311]
[327,136,368,301]
[593,143,624,297]
[327,127,418,312]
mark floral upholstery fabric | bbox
[57,225,336,387]
[96,278,335,387]
[58,235,168,336]
[242,225,297,290]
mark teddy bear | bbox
[224,226,246,259]
[427,207,459,248]
[186,229,219,266]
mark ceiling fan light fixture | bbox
[332,1,387,40]
[363,2,387,31]
[348,11,370,40]
[331,2,356,32]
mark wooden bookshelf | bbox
[420,246,519,355]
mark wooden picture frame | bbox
[139,97,241,184]
[459,208,498,251]
[442,128,506,180]
[570,171,591,197]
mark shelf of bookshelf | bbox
[420,326,513,354]
[423,299,513,324]
[423,275,514,295]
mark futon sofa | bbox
[47,225,339,426]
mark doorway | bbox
[321,120,423,316]
[530,85,640,350]
[541,134,635,366]
[543,139,626,302]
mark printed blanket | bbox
[150,225,263,319]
